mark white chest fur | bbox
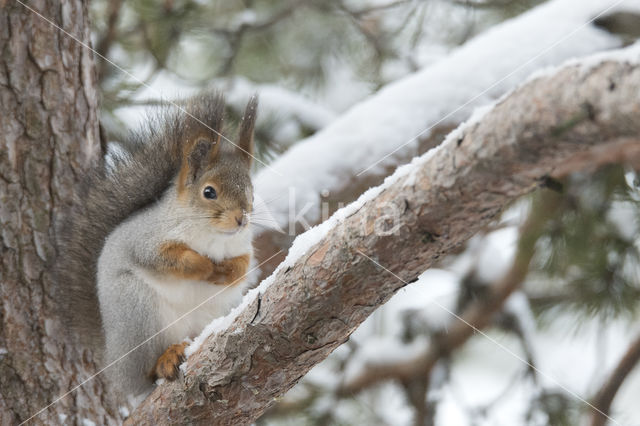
[143,275,246,343]
[139,227,253,342]
[186,226,253,262]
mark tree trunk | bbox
[0,1,118,424]
[127,50,640,425]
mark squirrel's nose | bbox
[235,210,247,227]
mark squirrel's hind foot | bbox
[151,342,187,381]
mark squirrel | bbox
[55,93,258,399]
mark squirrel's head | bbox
[177,96,257,234]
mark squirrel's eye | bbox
[203,186,217,200]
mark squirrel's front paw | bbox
[217,254,250,284]
[151,342,187,381]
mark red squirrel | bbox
[56,93,257,401]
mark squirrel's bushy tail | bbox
[54,93,226,354]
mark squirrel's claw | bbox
[151,342,187,382]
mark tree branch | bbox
[127,50,640,425]
[589,332,640,426]
[95,0,123,80]
[251,0,623,279]
[337,191,561,396]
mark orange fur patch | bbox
[159,241,215,281]
[151,342,188,381]
[158,241,250,285]
[177,130,221,198]
[215,254,250,285]
[176,165,190,199]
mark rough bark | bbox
[127,54,640,424]
[0,1,118,424]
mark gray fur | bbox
[54,92,257,400]
[98,186,251,396]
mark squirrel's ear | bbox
[236,95,258,166]
[183,136,220,185]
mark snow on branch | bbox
[126,46,640,425]
[252,0,638,271]
[251,0,640,279]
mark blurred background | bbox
[88,0,640,424]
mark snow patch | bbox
[225,77,337,135]
[504,291,538,345]
[607,200,639,239]
[524,40,640,85]
[343,336,430,385]
[118,405,130,418]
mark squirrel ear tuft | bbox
[237,95,258,165]
[184,137,220,185]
